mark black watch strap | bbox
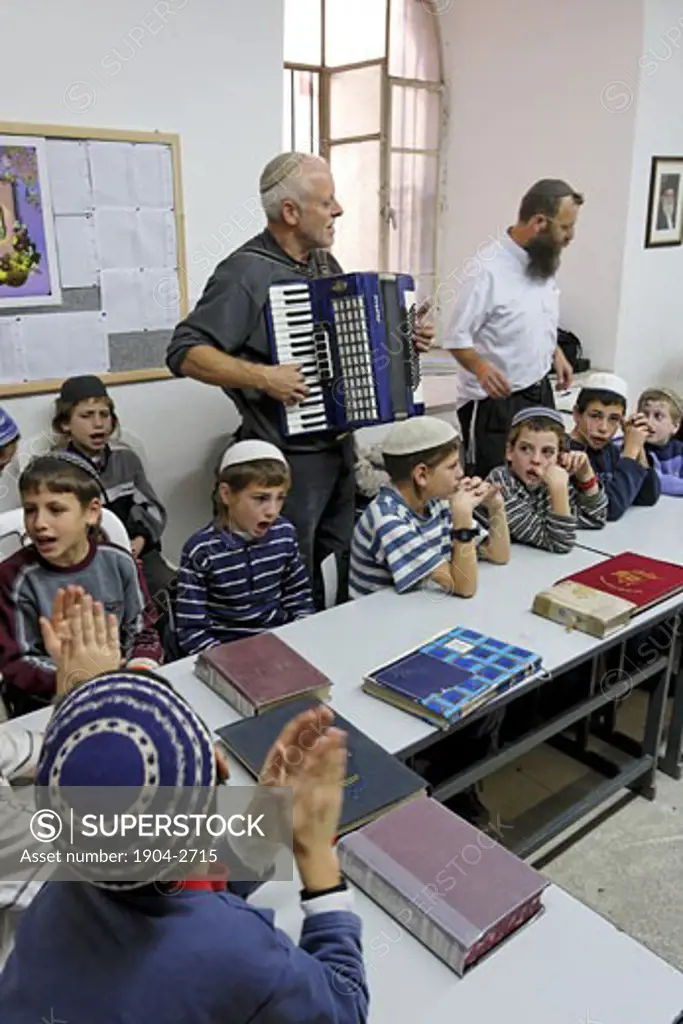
[300,878,348,901]
[453,526,479,543]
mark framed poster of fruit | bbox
[0,135,61,307]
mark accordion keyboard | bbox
[268,283,329,434]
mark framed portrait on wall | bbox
[0,135,61,308]
[645,155,683,248]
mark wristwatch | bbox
[453,526,479,543]
[300,878,348,901]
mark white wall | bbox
[614,0,683,404]
[1,0,284,559]
[436,0,642,373]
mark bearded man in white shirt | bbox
[443,179,583,477]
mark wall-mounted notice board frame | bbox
[0,121,188,398]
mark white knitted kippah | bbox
[220,440,288,471]
[583,372,629,404]
[382,415,461,456]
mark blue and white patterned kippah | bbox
[0,407,19,448]
[36,671,218,888]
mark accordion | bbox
[264,271,425,436]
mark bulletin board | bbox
[0,121,188,398]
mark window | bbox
[283,0,444,302]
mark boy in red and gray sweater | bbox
[0,452,161,717]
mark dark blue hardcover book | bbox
[363,626,543,729]
[216,697,427,835]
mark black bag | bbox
[557,328,591,373]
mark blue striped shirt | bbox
[174,518,314,654]
[349,486,487,599]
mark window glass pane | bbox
[389,0,441,81]
[388,151,438,276]
[330,65,382,140]
[329,141,380,270]
[288,70,317,151]
[283,71,320,154]
[283,70,293,150]
[284,0,322,65]
[391,85,440,150]
[311,75,320,153]
[324,0,387,66]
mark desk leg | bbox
[661,617,683,779]
[575,656,599,748]
[629,623,674,800]
[592,645,623,738]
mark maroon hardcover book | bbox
[194,633,332,716]
[337,796,548,975]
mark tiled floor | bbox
[480,689,683,970]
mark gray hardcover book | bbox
[337,796,548,975]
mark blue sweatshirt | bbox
[175,517,314,655]
[569,437,661,521]
[0,878,368,1024]
[645,438,683,496]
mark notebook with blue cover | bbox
[363,626,543,730]
[216,697,427,836]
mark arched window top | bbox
[283,0,442,82]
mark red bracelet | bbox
[575,474,598,491]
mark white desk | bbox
[4,707,682,1022]
[575,496,683,779]
[576,495,683,563]
[264,545,637,756]
[253,875,683,1024]
[113,547,611,762]
[2,657,682,1019]
[220,728,683,1024]
[99,541,682,770]
[7,539,679,833]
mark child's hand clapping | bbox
[40,587,123,698]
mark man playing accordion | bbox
[167,151,433,607]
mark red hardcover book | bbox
[194,633,332,716]
[560,552,683,613]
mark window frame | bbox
[283,0,445,284]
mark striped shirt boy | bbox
[349,486,488,599]
[485,463,608,553]
[174,518,314,654]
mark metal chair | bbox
[320,552,339,610]
[0,506,131,558]
[0,507,24,562]
[100,509,132,552]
